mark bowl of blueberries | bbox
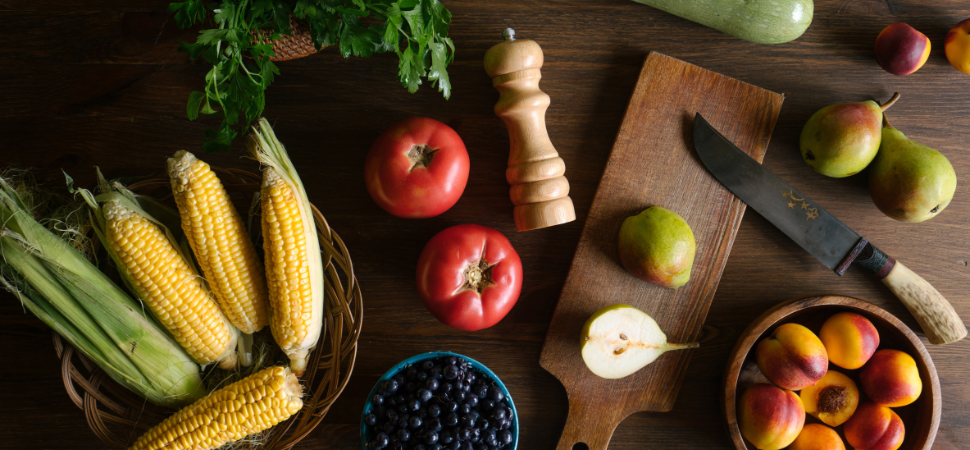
[361,351,518,450]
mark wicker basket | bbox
[52,167,362,449]
[259,16,320,62]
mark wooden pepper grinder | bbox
[485,28,576,232]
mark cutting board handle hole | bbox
[572,443,590,450]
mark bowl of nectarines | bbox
[723,295,940,450]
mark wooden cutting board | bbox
[538,52,784,450]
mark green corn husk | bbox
[0,175,206,408]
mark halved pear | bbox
[581,304,699,379]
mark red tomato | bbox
[416,224,523,331]
[365,117,470,218]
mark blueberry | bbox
[383,380,399,394]
[425,429,439,444]
[462,383,471,392]
[470,427,481,442]
[446,356,457,366]
[398,414,410,428]
[418,388,433,402]
[417,371,429,382]
[482,428,496,443]
[432,365,444,379]
[498,429,512,444]
[382,421,395,433]
[439,429,453,444]
[428,404,442,418]
[472,383,487,399]
[407,367,419,380]
[422,359,435,371]
[464,393,478,407]
[410,415,423,429]
[376,431,391,446]
[444,365,459,380]
[429,417,443,431]
[504,406,514,420]
[447,401,459,412]
[478,419,489,430]
[395,394,406,405]
[430,444,443,450]
[491,407,506,421]
[453,391,466,403]
[426,378,439,391]
[372,393,385,406]
[446,412,459,426]
[397,403,409,414]
[449,442,461,450]
[409,399,422,412]
[474,444,488,450]
[441,382,453,393]
[466,372,476,384]
[397,428,411,442]
[479,399,495,411]
[365,413,377,426]
[460,440,473,450]
[487,386,504,403]
[463,411,479,428]
[459,403,471,415]
[458,428,472,441]
[393,374,406,385]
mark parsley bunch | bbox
[168,0,454,152]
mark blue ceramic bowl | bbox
[361,351,519,449]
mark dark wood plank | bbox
[1,0,970,449]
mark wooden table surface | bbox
[2,1,969,449]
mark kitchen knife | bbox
[693,113,966,345]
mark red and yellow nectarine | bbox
[860,349,922,407]
[844,402,905,450]
[738,383,805,450]
[946,18,970,74]
[789,423,847,450]
[820,312,880,370]
[800,370,860,427]
[874,23,931,75]
[756,323,828,390]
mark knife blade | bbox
[693,113,966,345]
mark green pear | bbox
[581,304,698,379]
[617,206,695,289]
[869,117,957,223]
[800,93,899,178]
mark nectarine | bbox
[800,370,859,427]
[820,312,879,370]
[874,22,931,75]
[946,18,970,74]
[756,323,828,390]
[738,383,805,450]
[844,402,905,450]
[789,423,846,450]
[860,349,922,407]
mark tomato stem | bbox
[407,144,439,172]
[461,258,494,295]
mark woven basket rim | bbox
[52,166,362,450]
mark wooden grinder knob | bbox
[484,28,576,232]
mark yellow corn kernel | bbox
[103,200,237,369]
[168,151,269,337]
[128,366,303,450]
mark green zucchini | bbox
[632,0,814,44]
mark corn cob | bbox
[168,150,269,366]
[1,175,206,409]
[249,118,324,376]
[128,366,303,450]
[101,199,239,369]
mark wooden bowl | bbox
[723,295,940,450]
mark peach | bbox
[844,402,905,450]
[800,370,860,427]
[945,18,970,74]
[788,423,847,450]
[738,383,805,450]
[874,22,931,75]
[820,312,880,370]
[860,349,922,407]
[756,323,828,390]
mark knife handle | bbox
[858,244,967,345]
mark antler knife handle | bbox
[484,28,576,232]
